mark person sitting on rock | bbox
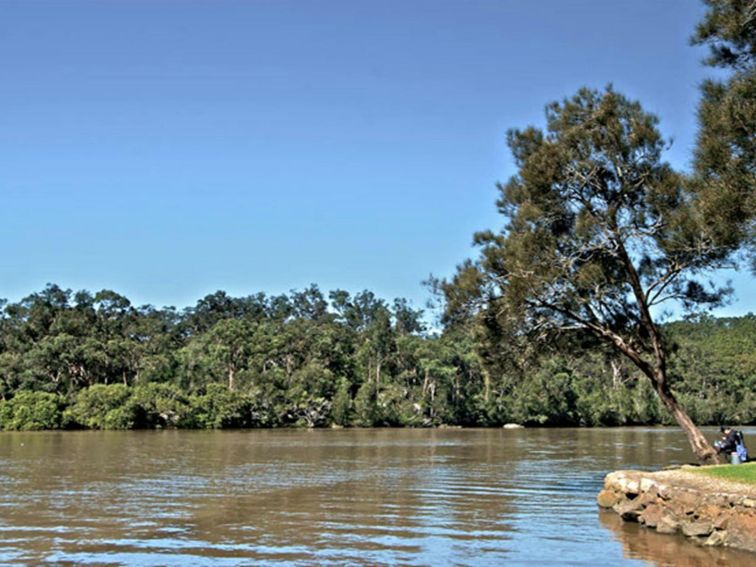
[714,426,740,455]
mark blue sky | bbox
[1,0,752,316]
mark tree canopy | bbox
[691,0,755,267]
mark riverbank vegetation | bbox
[0,284,753,431]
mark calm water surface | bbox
[1,427,754,566]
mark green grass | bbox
[690,461,756,484]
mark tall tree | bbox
[202,319,254,391]
[442,87,748,463]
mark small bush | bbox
[185,383,253,429]
[129,383,191,428]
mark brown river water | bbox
[0,427,754,566]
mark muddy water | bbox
[0,427,753,565]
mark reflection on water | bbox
[0,427,752,565]
[598,510,755,567]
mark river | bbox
[0,427,753,565]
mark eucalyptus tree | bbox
[443,87,747,463]
[201,318,254,391]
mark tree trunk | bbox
[228,367,235,391]
[610,360,622,390]
[483,368,491,402]
[651,373,719,465]
[602,329,720,465]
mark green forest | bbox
[0,284,753,430]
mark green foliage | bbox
[0,391,63,430]
[185,384,255,429]
[668,315,756,424]
[128,383,192,428]
[353,382,379,427]
[66,384,136,430]
[331,377,352,426]
[691,0,755,267]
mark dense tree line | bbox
[0,284,752,430]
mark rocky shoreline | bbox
[597,468,756,553]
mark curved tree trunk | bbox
[651,374,719,465]
[597,325,720,465]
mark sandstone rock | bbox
[709,494,731,507]
[694,504,721,523]
[639,477,656,494]
[657,484,672,500]
[616,498,643,521]
[704,530,727,547]
[502,423,524,429]
[597,489,619,509]
[638,491,657,507]
[726,493,742,506]
[742,498,756,508]
[639,504,663,527]
[682,520,713,537]
[656,515,680,534]
[726,511,756,553]
[713,512,730,530]
[672,490,701,514]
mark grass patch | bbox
[690,462,756,485]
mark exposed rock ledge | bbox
[598,469,756,553]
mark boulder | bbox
[639,504,663,528]
[681,520,713,537]
[704,530,727,547]
[657,483,673,500]
[726,511,756,553]
[694,504,721,523]
[713,513,730,530]
[597,489,619,509]
[618,478,640,495]
[670,489,700,514]
[656,515,680,534]
[502,423,524,429]
[615,498,643,521]
[638,490,657,507]
[639,477,657,494]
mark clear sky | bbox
[0,0,752,316]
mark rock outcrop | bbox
[598,469,756,553]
